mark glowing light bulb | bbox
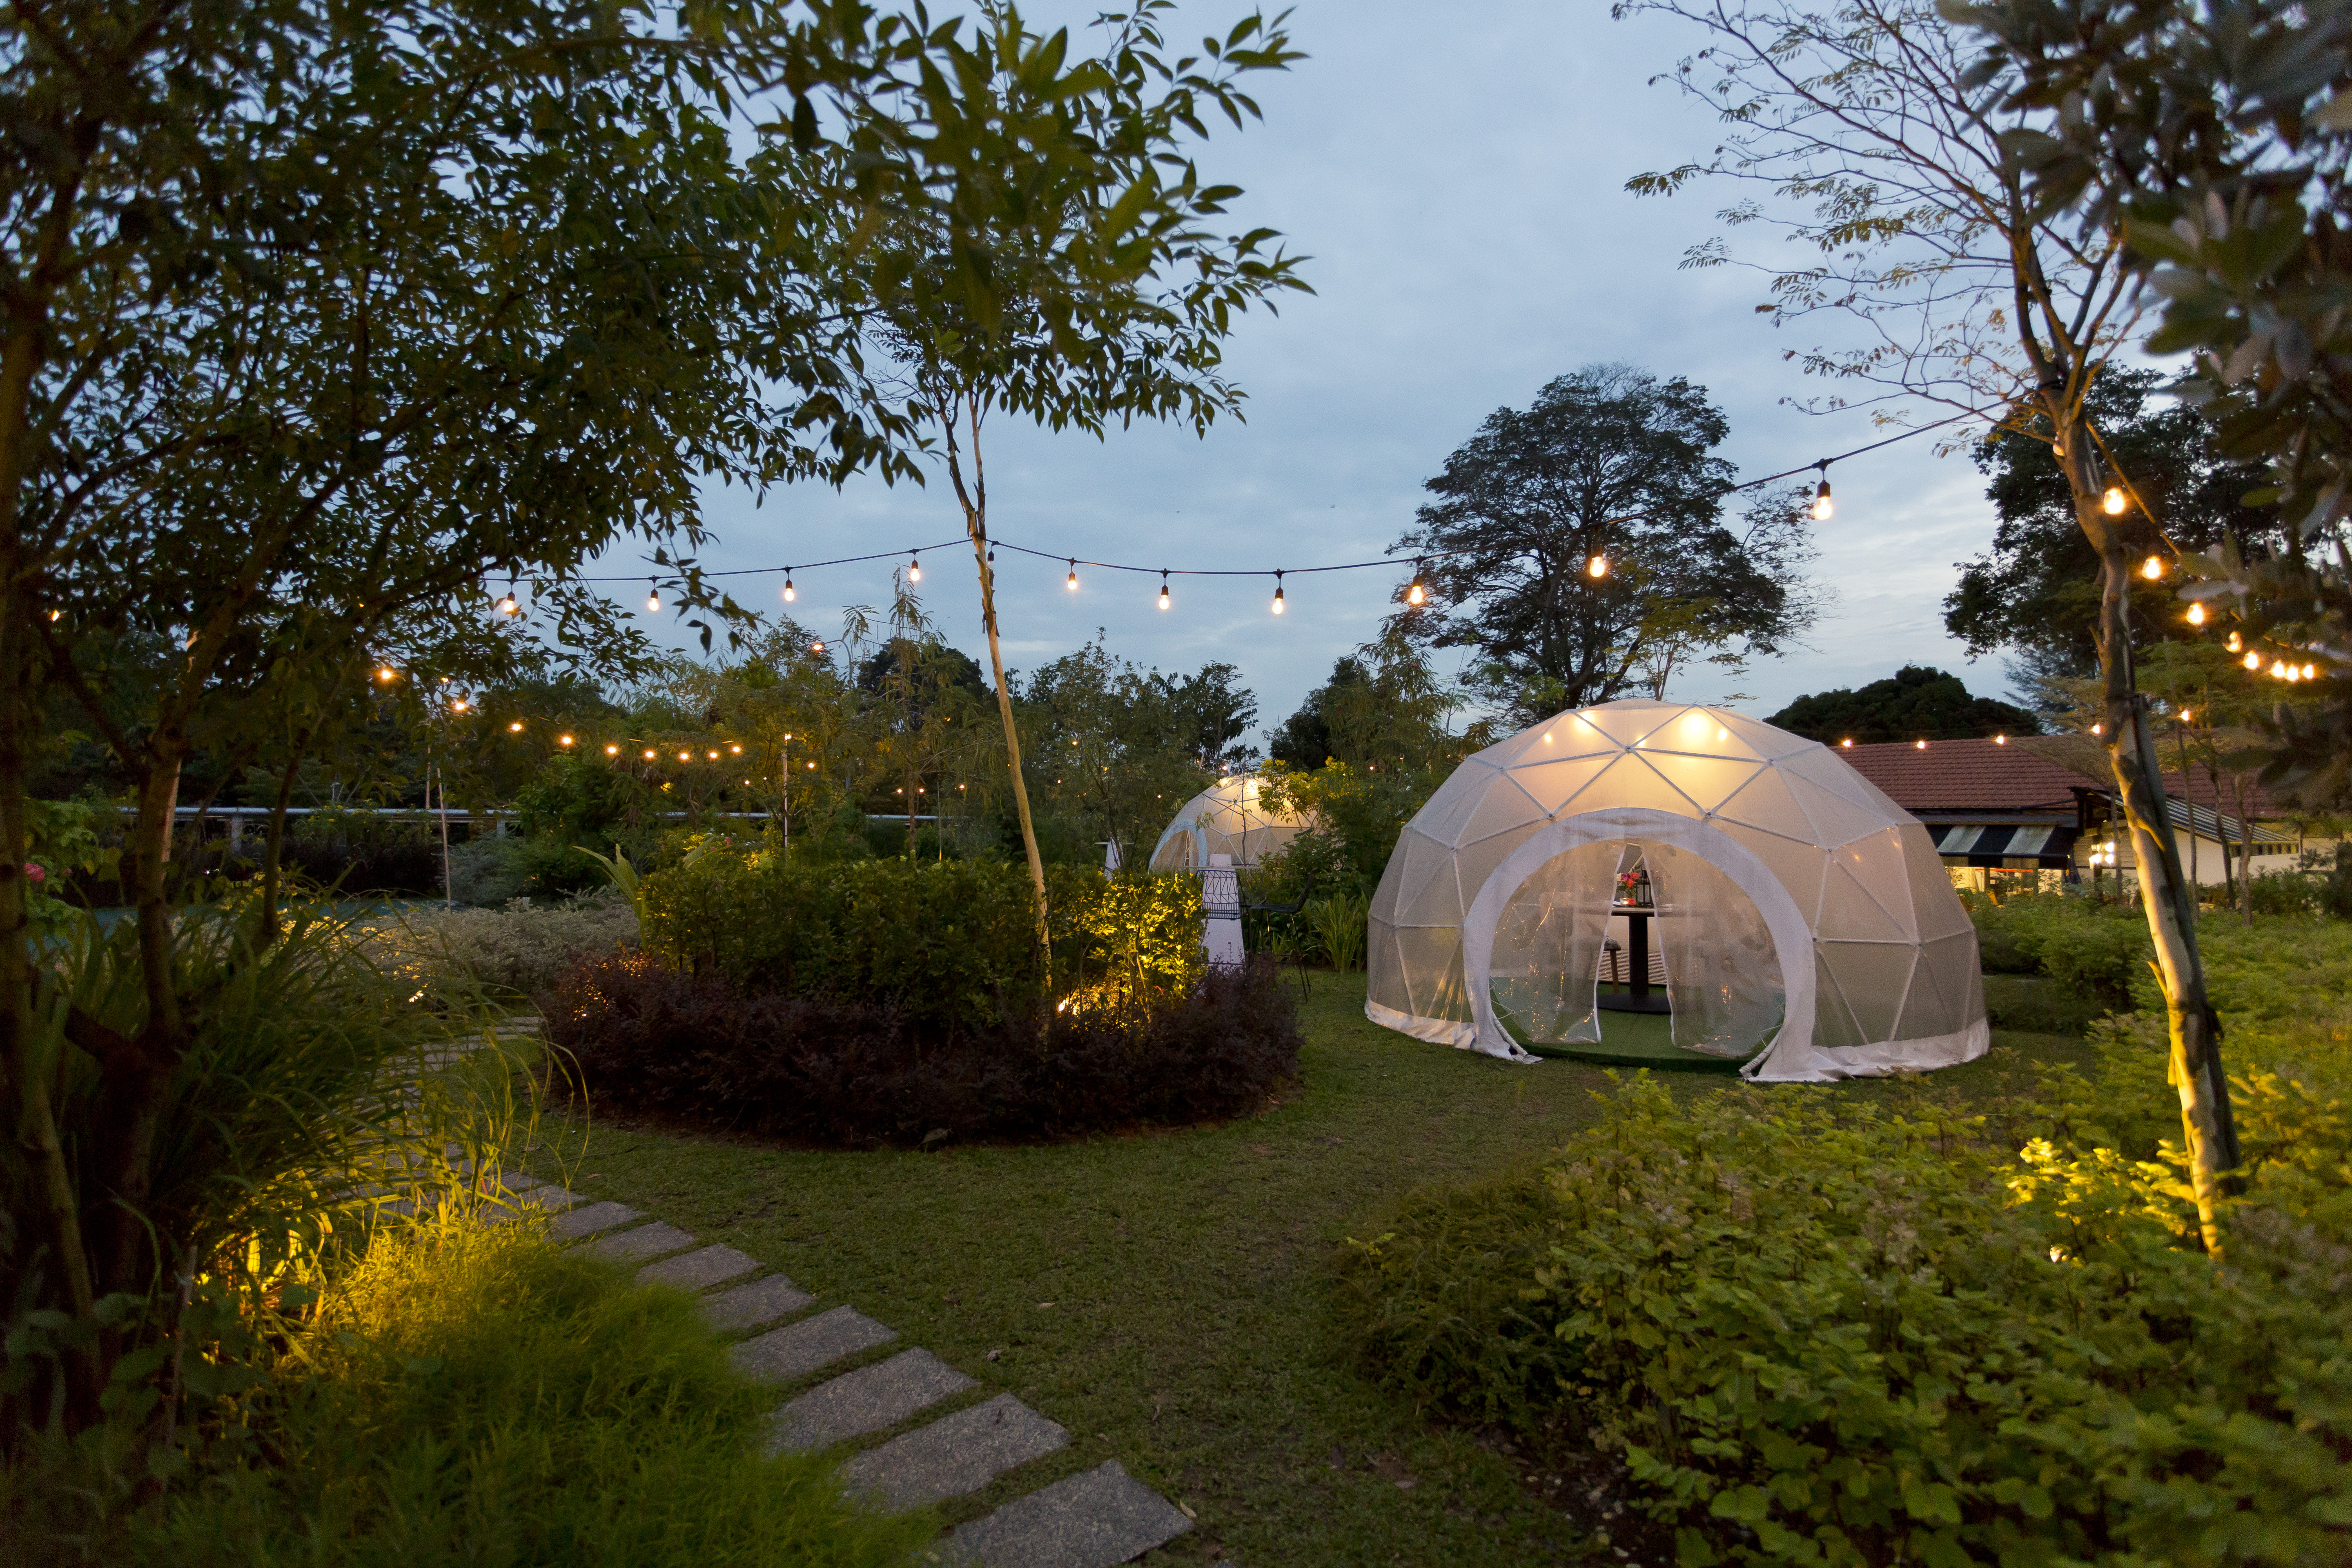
[811,639,825,654]
[806,761,816,769]
[508,721,523,733]
[2187,601,2206,626]
[2245,651,2262,670]
[1158,572,1170,611]
[644,749,656,760]
[2273,659,2290,678]
[1995,734,2008,744]
[497,590,519,616]
[1272,572,1285,614]
[1067,559,1079,592]
[908,553,921,582]
[2141,555,2164,580]
[604,744,618,756]
[558,734,574,746]
[2179,710,2194,724]
[1915,739,1927,749]
[730,744,742,754]
[679,751,692,762]
[2103,486,2127,515]
[646,587,661,612]
[2091,722,2103,735]
[377,667,396,682]
[2304,662,2318,680]
[46,609,59,621]
[783,577,795,602]
[1586,555,1608,578]
[452,698,468,712]
[2227,631,2243,652]
[1811,477,1834,521]
[1840,737,1852,747]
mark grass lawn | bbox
[528,974,2098,1567]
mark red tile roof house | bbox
[1834,735,2321,895]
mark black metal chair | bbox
[1241,873,1316,996]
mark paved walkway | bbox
[497,1166,1200,1568]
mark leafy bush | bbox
[1304,888,1370,971]
[353,891,639,1003]
[637,855,1202,1036]
[1978,973,2108,1035]
[540,950,1300,1145]
[15,1224,931,1566]
[276,809,447,896]
[1335,997,2352,1565]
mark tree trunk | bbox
[2234,772,2255,926]
[943,392,1052,973]
[2060,422,2240,1254]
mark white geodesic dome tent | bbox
[1146,775,1309,873]
[1367,699,1988,1082]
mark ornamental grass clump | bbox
[1335,1012,2352,1566]
[33,1223,931,1568]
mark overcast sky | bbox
[635,0,2019,746]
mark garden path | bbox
[499,1162,1204,1568]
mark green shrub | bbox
[354,891,639,1003]
[1337,950,2352,1564]
[1969,892,2150,1008]
[16,1224,932,1566]
[638,854,1201,1033]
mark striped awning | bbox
[1929,822,2076,864]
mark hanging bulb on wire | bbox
[646,584,661,612]
[2187,601,2206,626]
[2245,650,2263,670]
[783,572,795,602]
[811,639,825,655]
[1810,463,1834,521]
[2103,486,2128,515]
[908,552,921,583]
[1158,570,1170,611]
[2141,554,2165,580]
[2305,662,2318,680]
[2226,630,2243,652]
[1407,560,1427,606]
[1272,570,1285,615]
[1586,553,1608,579]
[1066,559,1079,592]
[497,579,520,616]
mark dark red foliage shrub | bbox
[538,950,1302,1146]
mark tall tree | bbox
[1766,664,2042,741]
[1394,365,1817,722]
[1946,367,2278,698]
[1624,0,2240,1251]
[1947,0,2352,811]
[871,0,1306,961]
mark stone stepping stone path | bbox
[491,1164,1193,1566]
